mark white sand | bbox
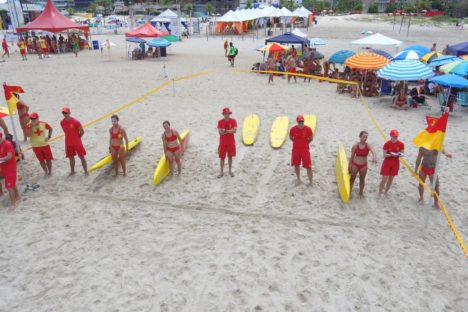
[0,16,467,311]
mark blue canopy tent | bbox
[265,32,309,50]
[429,74,468,111]
[447,42,468,57]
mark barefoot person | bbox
[0,131,19,206]
[162,121,183,176]
[109,115,129,177]
[218,107,237,177]
[349,131,377,198]
[14,93,30,142]
[379,130,405,195]
[227,42,238,67]
[267,55,275,84]
[415,147,452,208]
[60,107,88,176]
[26,112,54,175]
[289,115,313,185]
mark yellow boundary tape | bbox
[18,68,467,258]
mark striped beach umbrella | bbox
[428,55,462,67]
[329,50,355,64]
[421,51,442,63]
[344,52,389,70]
[370,49,393,60]
[404,45,430,56]
[258,42,290,52]
[393,49,421,60]
[377,60,434,81]
[440,60,468,76]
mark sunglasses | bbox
[62,112,69,115]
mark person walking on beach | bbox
[162,120,183,176]
[379,129,404,195]
[0,131,19,207]
[60,107,88,176]
[26,112,54,175]
[415,147,452,208]
[1,37,9,58]
[71,39,79,57]
[227,42,238,67]
[349,131,377,198]
[224,40,228,56]
[218,107,237,177]
[14,93,30,142]
[286,55,297,83]
[289,115,313,186]
[109,115,129,177]
[267,55,275,84]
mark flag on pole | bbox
[3,83,24,114]
[413,112,449,151]
[0,106,10,117]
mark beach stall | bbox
[125,23,168,60]
[216,10,244,34]
[265,32,309,51]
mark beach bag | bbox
[234,47,238,56]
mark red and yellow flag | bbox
[3,83,24,114]
[413,113,448,151]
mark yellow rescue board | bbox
[153,130,190,186]
[303,114,317,134]
[270,116,289,149]
[336,144,351,203]
[88,136,142,172]
[242,114,260,145]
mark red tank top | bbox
[164,130,177,142]
[111,126,121,139]
[354,143,369,157]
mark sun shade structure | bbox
[344,52,389,70]
[421,51,442,63]
[351,33,402,47]
[125,22,169,38]
[258,42,291,52]
[403,45,431,56]
[147,38,171,48]
[429,74,468,88]
[265,32,309,49]
[16,0,89,33]
[447,42,468,57]
[329,50,355,64]
[291,28,307,38]
[126,37,146,43]
[440,61,468,76]
[377,60,434,81]
[370,49,393,60]
[309,38,326,46]
[393,50,421,60]
[428,55,462,67]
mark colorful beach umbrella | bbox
[377,60,434,81]
[428,55,462,67]
[126,37,146,43]
[344,52,389,70]
[421,51,442,63]
[329,50,355,64]
[147,38,171,48]
[370,49,393,60]
[310,51,325,59]
[309,38,326,46]
[393,49,421,60]
[439,60,468,76]
[404,45,431,56]
[429,74,468,88]
[164,35,181,42]
[461,55,468,60]
[258,42,290,52]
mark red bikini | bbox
[164,130,180,153]
[352,143,369,170]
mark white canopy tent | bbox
[351,33,402,47]
[217,10,243,22]
[158,9,178,18]
[292,7,312,18]
[292,28,308,38]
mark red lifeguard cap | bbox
[296,115,305,122]
[29,112,38,119]
[390,129,399,137]
[222,107,232,115]
[62,106,71,113]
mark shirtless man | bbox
[14,93,30,141]
[415,147,452,208]
[286,55,297,83]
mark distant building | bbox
[74,0,94,12]
[192,0,240,15]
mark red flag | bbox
[3,84,25,114]
[413,113,449,151]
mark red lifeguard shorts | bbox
[380,158,399,176]
[65,144,86,158]
[218,144,236,159]
[291,149,312,169]
[421,165,435,176]
[33,145,54,162]
[3,169,16,189]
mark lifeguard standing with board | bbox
[218,107,237,178]
[289,115,314,186]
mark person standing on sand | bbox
[17,38,27,61]
[415,147,452,208]
[267,55,275,84]
[227,42,238,67]
[224,40,228,56]
[109,115,129,177]
[348,131,377,198]
[218,107,237,177]
[162,120,183,176]
[289,115,313,186]
[379,129,404,195]
[1,37,9,58]
[26,112,54,175]
[13,93,30,142]
[0,131,19,207]
[60,107,88,176]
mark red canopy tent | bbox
[125,22,169,38]
[16,0,89,33]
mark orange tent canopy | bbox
[125,22,169,38]
[344,52,389,70]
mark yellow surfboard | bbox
[335,144,351,203]
[153,130,190,186]
[270,116,289,149]
[242,114,260,145]
[88,136,143,172]
[303,114,317,134]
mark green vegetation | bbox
[246,0,253,9]
[367,3,378,13]
[205,3,214,16]
[336,0,362,12]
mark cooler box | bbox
[160,47,167,57]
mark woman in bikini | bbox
[349,131,377,198]
[162,121,183,176]
[392,89,409,110]
[109,114,129,177]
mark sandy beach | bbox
[0,15,467,311]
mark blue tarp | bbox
[447,42,468,57]
[265,32,309,49]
